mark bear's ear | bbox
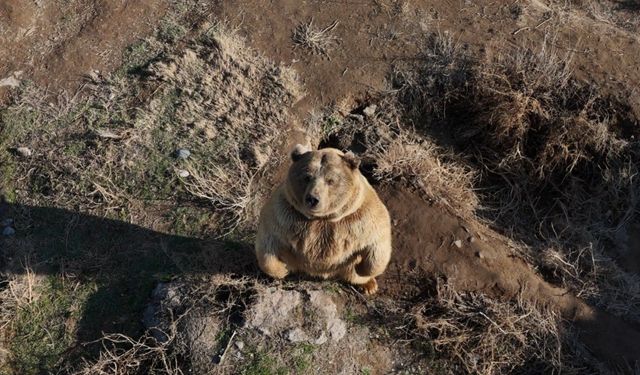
[291,143,311,162]
[342,151,361,170]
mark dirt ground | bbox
[0,0,167,100]
[1,0,640,374]
[216,0,640,116]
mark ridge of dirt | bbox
[379,185,640,368]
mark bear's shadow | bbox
[0,200,258,360]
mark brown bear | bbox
[255,144,392,295]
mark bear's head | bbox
[285,144,362,219]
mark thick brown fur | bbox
[255,145,392,295]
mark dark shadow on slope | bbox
[616,0,640,11]
[0,199,258,370]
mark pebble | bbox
[3,226,16,236]
[235,341,244,350]
[476,251,485,259]
[363,104,377,117]
[175,148,191,160]
[177,169,190,178]
[16,147,32,157]
[468,236,476,243]
[453,239,463,248]
[95,128,121,139]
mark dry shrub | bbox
[408,281,595,375]
[364,110,479,216]
[392,31,640,320]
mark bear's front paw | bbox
[268,267,289,280]
[361,278,378,295]
[259,255,289,279]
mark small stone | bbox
[314,332,328,345]
[476,251,485,259]
[235,341,244,350]
[175,148,191,160]
[363,104,377,117]
[177,169,190,178]
[0,76,20,88]
[16,147,32,157]
[326,318,347,342]
[468,236,476,243]
[95,128,121,139]
[453,239,463,248]
[286,328,309,343]
[3,227,16,236]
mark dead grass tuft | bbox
[74,333,184,375]
[292,19,340,57]
[309,96,479,217]
[405,280,597,375]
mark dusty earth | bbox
[1,0,640,374]
[0,0,168,101]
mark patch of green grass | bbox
[9,276,96,375]
[0,92,42,201]
[322,115,342,136]
[322,282,342,294]
[343,307,362,324]
[170,206,213,237]
[361,368,372,375]
[119,39,157,75]
[292,343,315,373]
[62,140,86,157]
[242,350,289,375]
[158,19,187,43]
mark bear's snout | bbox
[305,194,320,208]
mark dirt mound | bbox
[131,279,394,374]
[379,186,640,369]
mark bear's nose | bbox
[305,195,319,208]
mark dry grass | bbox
[144,28,301,232]
[389,31,640,320]
[308,98,479,217]
[72,275,256,375]
[402,280,598,375]
[2,21,301,234]
[0,15,298,374]
[292,19,340,57]
[74,333,184,375]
